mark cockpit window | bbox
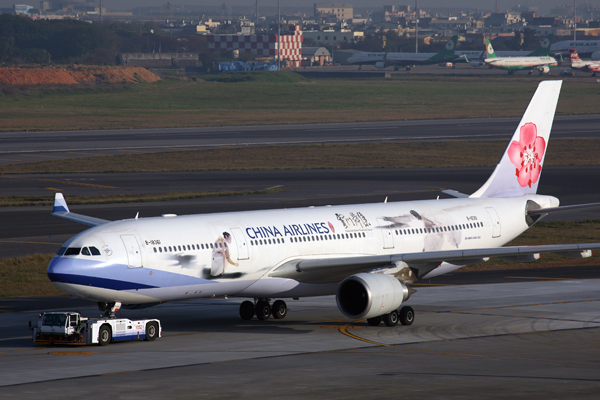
[56,247,67,256]
[81,247,91,256]
[89,247,101,256]
[64,247,81,256]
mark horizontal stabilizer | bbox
[441,189,469,198]
[527,202,600,216]
[51,193,110,227]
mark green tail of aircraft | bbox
[428,35,459,62]
[528,34,553,56]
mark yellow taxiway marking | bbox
[506,276,577,281]
[21,154,61,159]
[0,240,61,245]
[46,187,63,191]
[2,176,117,189]
[67,152,112,156]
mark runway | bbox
[2,166,600,259]
[1,272,600,398]
[1,114,600,164]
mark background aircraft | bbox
[551,40,600,60]
[484,39,557,74]
[569,49,600,76]
[346,36,458,71]
[460,35,553,67]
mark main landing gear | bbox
[366,306,415,327]
[239,299,287,321]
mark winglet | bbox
[53,193,70,213]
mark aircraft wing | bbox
[51,193,110,227]
[269,242,600,283]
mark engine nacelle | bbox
[336,273,409,319]
[470,60,485,67]
[591,51,600,61]
[538,65,550,74]
[375,61,386,69]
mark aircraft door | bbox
[121,234,143,268]
[377,218,395,249]
[230,227,249,260]
[485,207,501,238]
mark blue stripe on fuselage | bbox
[48,273,158,290]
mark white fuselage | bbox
[48,194,558,305]
[485,56,557,70]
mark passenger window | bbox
[153,248,157,253]
[210,243,214,249]
[169,246,172,252]
[178,245,182,251]
[159,247,163,253]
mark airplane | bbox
[47,80,600,327]
[568,48,600,77]
[346,36,458,71]
[459,35,553,68]
[551,40,600,60]
[484,39,558,75]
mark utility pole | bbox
[574,0,577,41]
[255,0,259,28]
[415,0,418,53]
[278,0,281,70]
[99,0,103,23]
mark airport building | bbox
[208,25,303,67]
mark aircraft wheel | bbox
[383,310,399,327]
[367,316,382,326]
[239,301,255,320]
[592,73,597,77]
[144,322,158,341]
[98,324,112,346]
[256,301,271,320]
[271,300,287,319]
[399,306,415,326]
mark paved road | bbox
[1,115,600,164]
[1,275,599,398]
[1,166,599,259]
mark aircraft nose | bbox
[47,256,75,282]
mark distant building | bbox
[13,4,34,14]
[314,3,353,21]
[208,25,303,67]
[301,47,331,66]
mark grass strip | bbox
[461,220,600,271]
[2,220,599,297]
[0,188,286,207]
[1,76,599,132]
[0,254,61,297]
[1,140,600,175]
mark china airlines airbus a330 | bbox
[47,80,600,327]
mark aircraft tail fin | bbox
[569,48,582,63]
[528,34,553,56]
[429,35,458,61]
[470,80,562,199]
[484,39,497,59]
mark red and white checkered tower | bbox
[208,25,303,67]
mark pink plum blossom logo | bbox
[507,122,546,188]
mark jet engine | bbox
[538,66,551,74]
[336,273,410,319]
[591,51,600,61]
[470,60,485,67]
[375,61,387,69]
